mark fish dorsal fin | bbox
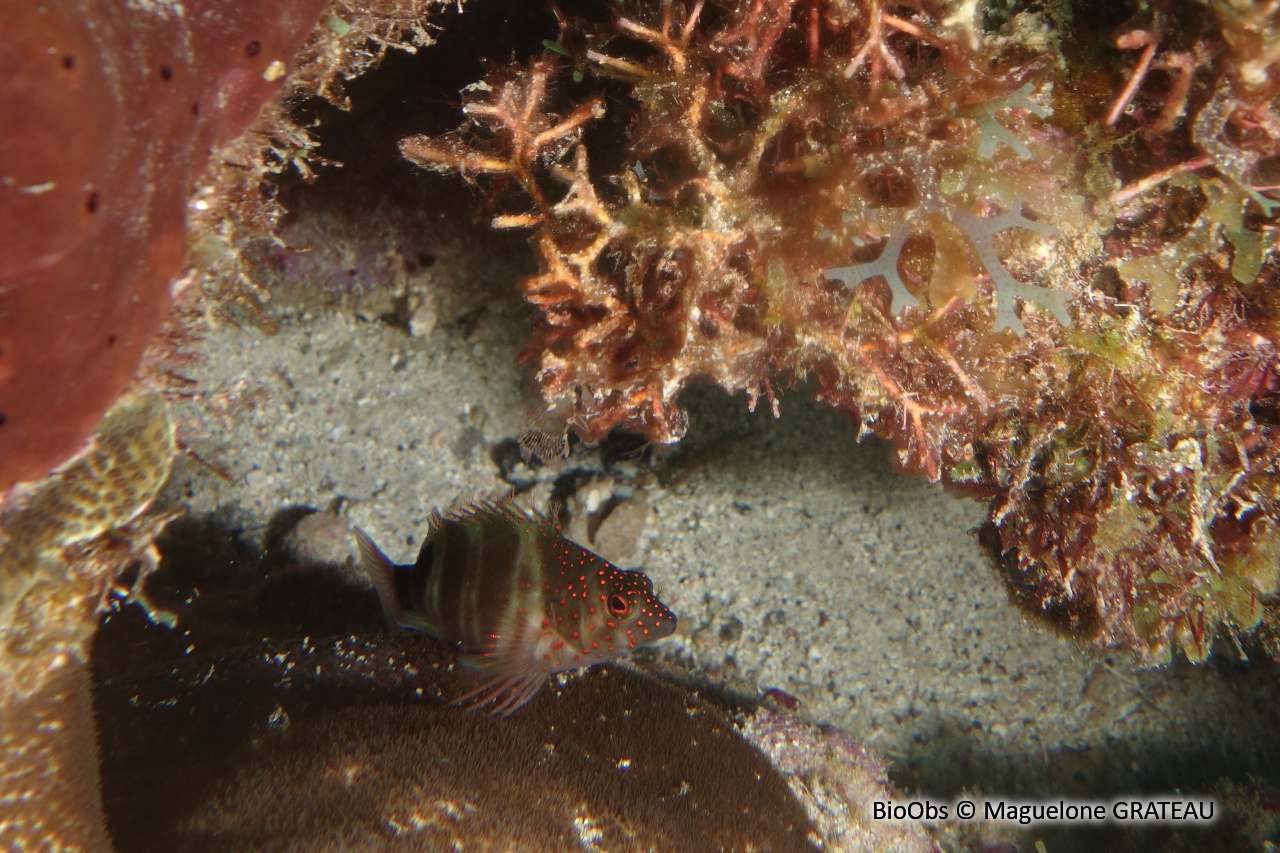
[440,490,551,529]
[415,508,446,567]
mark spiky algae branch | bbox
[402,1,1075,451]
[401,0,1280,666]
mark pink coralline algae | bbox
[741,708,941,852]
[402,0,1280,665]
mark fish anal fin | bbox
[398,611,437,632]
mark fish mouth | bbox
[648,603,678,639]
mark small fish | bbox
[354,497,677,715]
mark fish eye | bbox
[607,593,631,617]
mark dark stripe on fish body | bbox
[394,558,417,615]
[425,508,530,652]
[394,539,431,616]
[461,518,501,645]
[474,514,523,645]
[414,534,435,566]
[432,520,475,642]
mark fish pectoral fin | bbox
[452,653,549,716]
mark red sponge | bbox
[0,0,329,492]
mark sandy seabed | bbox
[165,205,1280,806]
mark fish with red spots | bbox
[354,497,677,715]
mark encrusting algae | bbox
[355,496,677,714]
[0,386,177,852]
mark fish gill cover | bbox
[397,0,1280,667]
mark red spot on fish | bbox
[571,631,579,639]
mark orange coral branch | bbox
[533,98,606,151]
[1107,156,1213,205]
[586,49,652,79]
[1105,31,1157,127]
[844,0,905,85]
[398,138,515,174]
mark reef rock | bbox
[96,629,819,852]
[741,708,940,853]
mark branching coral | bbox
[291,0,458,109]
[401,0,1280,665]
[403,0,1074,445]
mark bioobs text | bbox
[872,800,949,821]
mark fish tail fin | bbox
[353,527,405,631]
